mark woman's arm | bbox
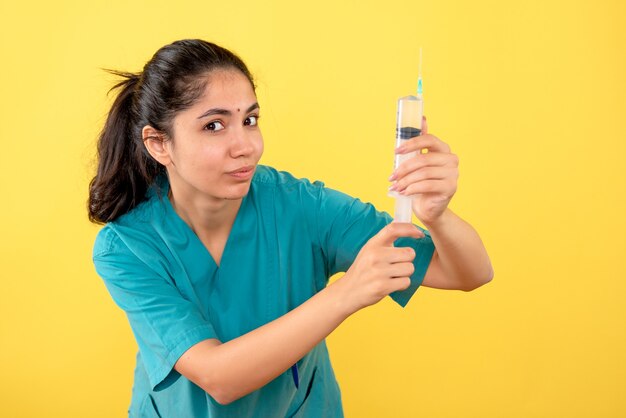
[421,208,493,291]
[175,279,350,405]
[174,222,423,405]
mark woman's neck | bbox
[168,185,242,236]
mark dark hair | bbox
[88,39,255,224]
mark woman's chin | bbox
[222,185,252,200]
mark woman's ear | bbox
[142,125,171,166]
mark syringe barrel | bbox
[394,95,423,171]
[391,95,423,223]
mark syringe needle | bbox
[417,47,423,95]
[419,47,422,77]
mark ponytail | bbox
[88,70,163,224]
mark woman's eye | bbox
[244,115,259,126]
[204,120,225,131]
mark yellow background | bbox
[1,0,624,416]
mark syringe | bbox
[391,48,424,223]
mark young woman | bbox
[89,39,493,418]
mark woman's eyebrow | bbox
[197,102,260,119]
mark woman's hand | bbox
[389,116,459,225]
[339,222,425,314]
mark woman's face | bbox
[162,69,264,203]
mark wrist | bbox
[421,207,454,231]
[326,273,359,318]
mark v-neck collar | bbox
[159,178,251,271]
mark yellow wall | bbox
[1,0,624,416]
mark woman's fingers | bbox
[391,167,459,193]
[368,222,424,247]
[389,276,412,292]
[401,179,457,197]
[395,133,450,155]
[387,261,415,279]
[376,246,416,264]
[390,152,458,181]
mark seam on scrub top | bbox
[93,225,118,258]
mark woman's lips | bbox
[227,165,255,179]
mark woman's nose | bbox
[229,131,255,158]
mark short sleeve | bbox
[93,227,219,391]
[304,181,435,307]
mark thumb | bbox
[369,222,425,247]
[421,115,428,135]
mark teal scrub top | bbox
[93,165,435,418]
